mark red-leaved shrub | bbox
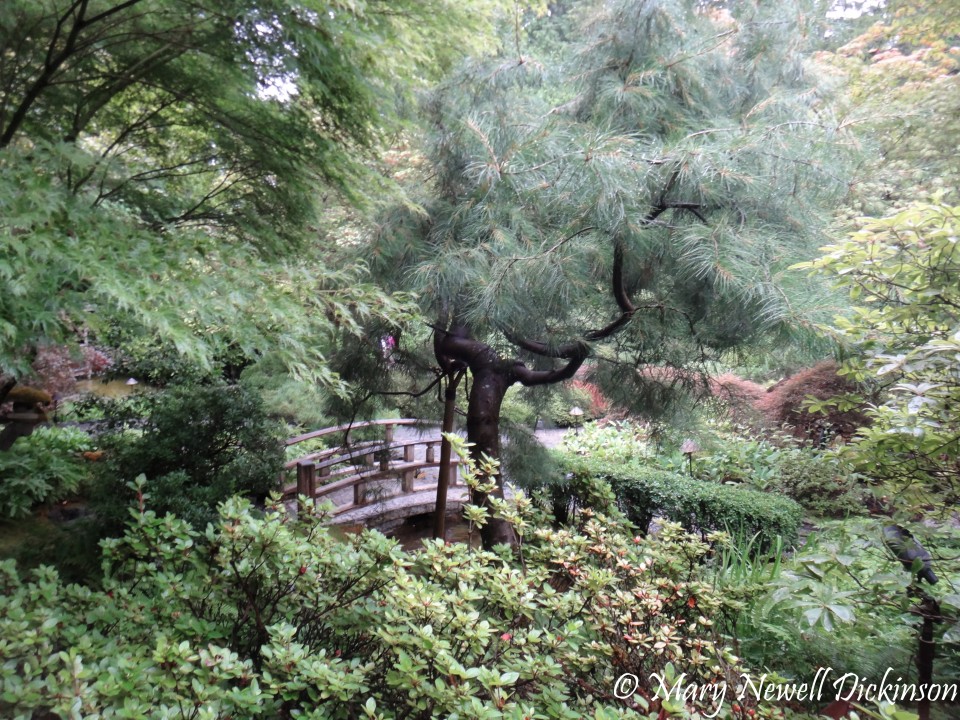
[755,361,867,442]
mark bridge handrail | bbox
[284,438,385,470]
[285,418,422,446]
[310,439,440,472]
[282,420,459,517]
[282,456,462,501]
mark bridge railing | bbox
[281,419,460,515]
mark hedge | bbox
[558,453,803,548]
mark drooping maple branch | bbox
[1,0,152,148]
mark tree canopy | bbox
[358,0,856,546]
[0,0,512,389]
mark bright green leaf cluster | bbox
[799,202,960,510]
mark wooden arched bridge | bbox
[281,419,466,528]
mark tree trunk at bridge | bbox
[433,369,463,540]
[434,327,588,550]
[431,238,650,549]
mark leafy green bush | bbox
[798,201,960,513]
[0,478,831,720]
[0,426,93,518]
[563,423,865,520]
[92,384,284,532]
[559,454,803,548]
[772,450,866,518]
[499,385,539,428]
[102,331,215,386]
[546,383,601,427]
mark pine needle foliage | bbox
[370,0,856,417]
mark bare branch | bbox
[374,374,444,399]
[83,0,148,28]
[513,354,586,387]
[0,0,89,147]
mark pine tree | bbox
[370,0,855,548]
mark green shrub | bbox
[772,450,866,518]
[0,482,829,720]
[529,463,623,525]
[546,383,600,427]
[559,454,803,548]
[0,426,93,518]
[103,333,214,386]
[499,385,539,428]
[93,384,284,532]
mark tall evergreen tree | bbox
[370,0,855,547]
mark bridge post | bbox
[426,442,437,463]
[296,461,317,498]
[384,423,395,443]
[400,444,415,492]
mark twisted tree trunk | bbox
[430,217,695,548]
[433,327,597,549]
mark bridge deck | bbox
[285,422,566,532]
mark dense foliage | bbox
[825,4,960,217]
[0,484,823,720]
[799,202,960,513]
[3,2,960,719]
[0,0,512,389]
[92,385,284,531]
[739,520,960,699]
[372,0,852,378]
[0,426,92,518]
